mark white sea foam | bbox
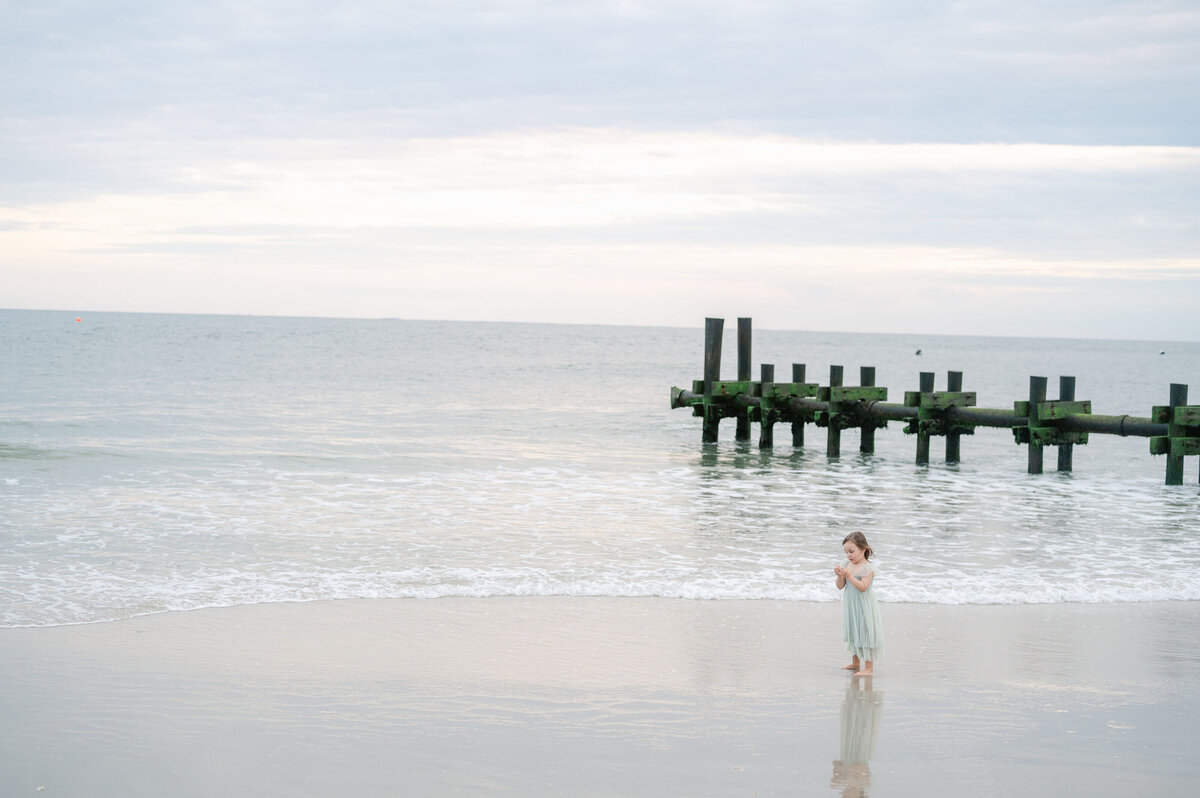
[4,551,1199,628]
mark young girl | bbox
[834,531,884,677]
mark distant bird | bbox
[915,349,922,356]
[1160,350,1166,355]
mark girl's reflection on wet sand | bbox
[831,677,883,797]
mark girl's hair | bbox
[842,531,874,561]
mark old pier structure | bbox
[670,318,1200,485]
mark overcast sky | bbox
[3,0,1198,339]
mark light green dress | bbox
[842,560,884,662]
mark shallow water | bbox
[2,310,1198,626]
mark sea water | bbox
[2,309,1198,627]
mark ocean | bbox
[2,309,1198,627]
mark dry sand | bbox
[2,598,1198,797]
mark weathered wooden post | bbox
[1058,376,1076,472]
[673,316,1178,475]
[792,364,806,447]
[860,366,877,454]
[1165,383,1188,485]
[946,371,963,463]
[1027,376,1048,474]
[702,317,724,443]
[827,365,844,457]
[759,364,775,449]
[735,318,752,442]
[915,372,935,465]
[1150,383,1199,484]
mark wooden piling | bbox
[827,365,844,457]
[735,318,752,442]
[1058,376,1076,472]
[676,318,1189,479]
[946,371,963,463]
[1028,376,1048,474]
[702,318,724,443]
[1165,383,1189,485]
[792,364,806,448]
[916,372,934,465]
[759,364,775,449]
[860,366,877,454]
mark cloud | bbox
[5,131,1196,254]
[5,1,1200,145]
[2,2,1198,339]
[3,130,1197,339]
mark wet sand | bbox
[2,598,1198,797]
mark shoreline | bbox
[8,593,1198,632]
[3,598,1199,796]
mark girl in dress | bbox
[834,531,884,677]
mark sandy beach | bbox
[2,598,1198,797]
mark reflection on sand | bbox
[831,677,883,797]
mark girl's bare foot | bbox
[853,662,874,677]
[852,670,874,677]
[841,659,861,670]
